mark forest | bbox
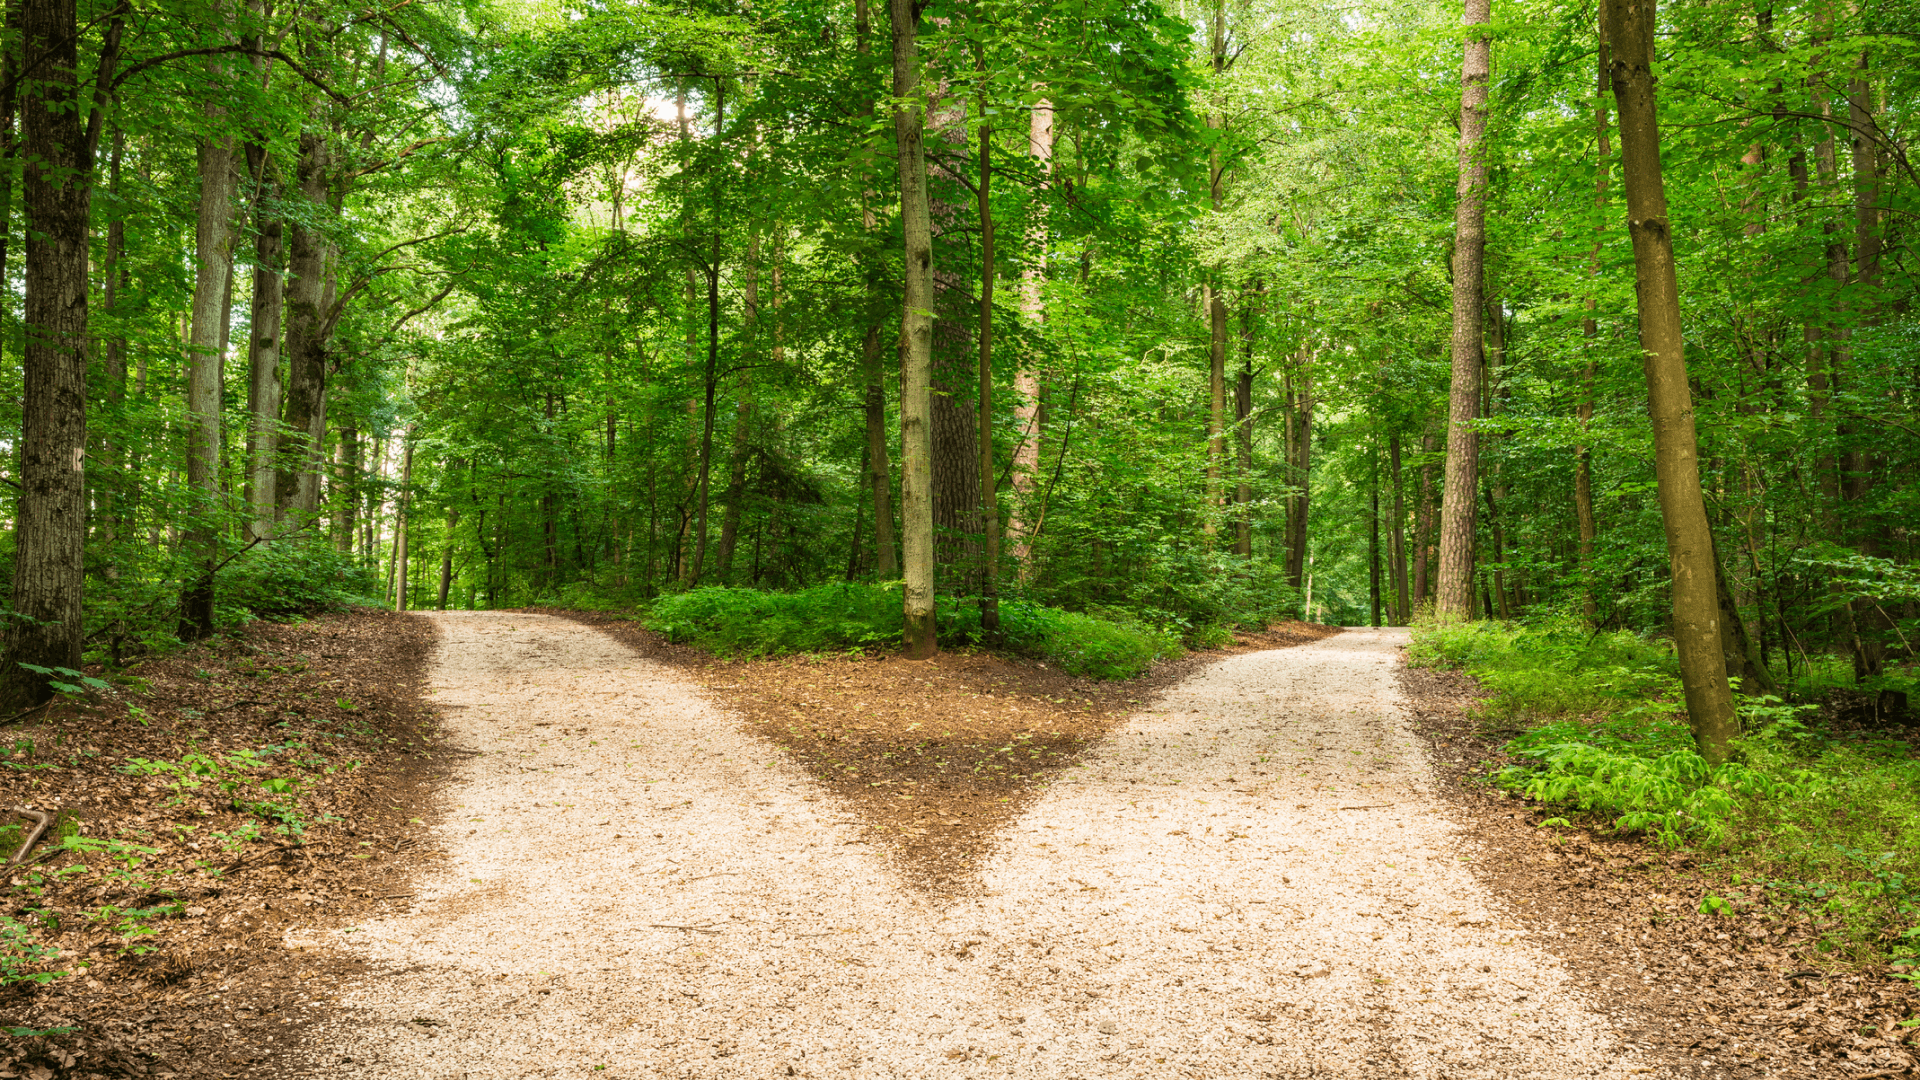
[0,0,1911,741]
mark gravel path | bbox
[300,612,1669,1079]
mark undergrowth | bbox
[1411,618,1920,973]
[631,583,1180,680]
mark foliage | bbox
[645,584,1176,679]
[1415,620,1920,964]
[0,917,63,988]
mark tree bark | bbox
[333,426,357,553]
[688,87,726,586]
[1435,0,1492,622]
[976,89,1000,633]
[716,231,758,584]
[393,434,414,612]
[1389,433,1409,623]
[1281,354,1312,607]
[892,0,936,658]
[1413,427,1437,606]
[1,0,88,706]
[179,88,239,640]
[243,133,283,541]
[856,0,897,580]
[1576,26,1608,622]
[1203,0,1228,535]
[277,124,330,524]
[1008,96,1050,573]
[1603,0,1738,764]
[1234,300,1255,558]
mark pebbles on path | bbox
[300,614,1668,1079]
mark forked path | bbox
[302,612,1668,1079]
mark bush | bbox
[644,584,1177,680]
[218,543,383,622]
[1415,618,1920,964]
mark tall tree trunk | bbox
[0,1,19,370]
[716,231,757,583]
[393,434,414,612]
[1603,0,1738,764]
[1203,0,1228,535]
[243,142,283,540]
[1413,427,1437,606]
[1369,451,1382,627]
[277,124,330,525]
[688,87,726,586]
[1435,0,1491,622]
[976,88,1000,633]
[1843,51,1888,681]
[1576,26,1609,621]
[892,0,936,657]
[1234,300,1255,558]
[1,0,88,706]
[334,426,358,553]
[98,127,127,559]
[1389,434,1409,623]
[1282,355,1312,607]
[179,106,238,641]
[856,0,897,580]
[1008,96,1050,573]
[439,502,459,610]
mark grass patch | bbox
[1411,617,1920,971]
[639,583,1180,680]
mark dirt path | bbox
[300,612,1670,1079]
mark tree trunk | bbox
[334,427,358,553]
[688,88,726,586]
[1282,356,1312,607]
[892,0,936,658]
[976,90,1000,633]
[1413,427,1437,606]
[1,0,88,706]
[1435,0,1491,622]
[244,143,283,541]
[1603,0,1738,764]
[393,435,414,612]
[716,232,757,584]
[1008,96,1050,573]
[1576,25,1609,622]
[439,503,459,610]
[856,0,897,580]
[278,125,330,525]
[1234,300,1255,558]
[1203,0,1228,535]
[1369,454,1382,627]
[179,109,238,641]
[1843,52,1889,681]
[98,128,128,559]
[1389,434,1409,623]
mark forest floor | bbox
[5,609,1911,1078]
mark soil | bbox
[1396,657,1920,1080]
[0,609,448,1080]
[552,612,1341,887]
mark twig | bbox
[0,701,53,727]
[648,923,722,934]
[8,808,50,865]
[1334,804,1395,811]
[205,699,270,715]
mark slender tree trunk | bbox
[180,103,238,640]
[334,426,358,553]
[278,124,330,525]
[689,89,726,585]
[1843,52,1888,681]
[98,128,127,559]
[1,0,87,706]
[1604,0,1738,764]
[856,0,897,580]
[1282,355,1312,607]
[243,140,283,541]
[439,503,459,610]
[892,0,936,657]
[1389,434,1409,623]
[716,232,757,584]
[1234,300,1255,558]
[1414,427,1437,606]
[1370,451,1382,628]
[1435,0,1492,622]
[393,434,414,612]
[976,81,1000,632]
[1203,0,1228,534]
[1576,27,1609,621]
[1008,96,1050,573]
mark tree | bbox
[1602,0,1737,764]
[1434,0,1491,622]
[892,0,936,658]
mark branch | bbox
[113,46,348,104]
[389,279,457,334]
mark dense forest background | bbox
[0,0,1913,696]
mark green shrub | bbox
[644,584,1177,680]
[1415,618,1920,963]
[218,544,382,622]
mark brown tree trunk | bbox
[854,0,896,582]
[976,90,1000,633]
[439,503,459,610]
[393,434,414,612]
[1435,0,1491,622]
[1203,0,1228,536]
[278,125,330,525]
[1576,27,1608,622]
[1413,427,1437,606]
[1389,434,1409,623]
[930,98,981,595]
[1,0,88,706]
[179,96,238,640]
[1282,354,1312,607]
[892,0,936,657]
[1008,97,1050,573]
[243,140,283,541]
[1843,53,1889,681]
[334,426,358,553]
[1604,0,1738,763]
[716,231,757,584]
[1234,297,1255,558]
